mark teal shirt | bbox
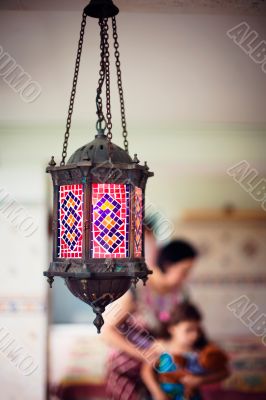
[156,352,202,400]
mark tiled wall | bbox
[0,170,47,400]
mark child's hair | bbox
[168,302,202,326]
[157,239,198,273]
[160,302,209,350]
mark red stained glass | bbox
[58,184,83,258]
[91,183,130,258]
[134,187,143,258]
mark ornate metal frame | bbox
[43,0,154,332]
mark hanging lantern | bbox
[44,0,154,333]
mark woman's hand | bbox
[180,374,202,398]
[180,374,202,389]
[141,360,169,400]
[152,389,169,400]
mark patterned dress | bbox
[105,285,186,400]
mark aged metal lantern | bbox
[44,0,153,333]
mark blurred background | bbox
[0,0,266,399]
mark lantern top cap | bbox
[84,0,119,19]
[67,133,133,165]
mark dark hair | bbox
[157,302,209,349]
[168,302,202,326]
[157,239,198,272]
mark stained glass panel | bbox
[57,184,83,258]
[91,183,130,258]
[134,187,143,258]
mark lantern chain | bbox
[96,18,112,142]
[60,12,128,163]
[61,12,87,166]
[112,16,129,152]
[103,18,112,141]
[96,18,106,131]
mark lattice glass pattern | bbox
[57,184,83,258]
[91,183,130,258]
[134,187,143,258]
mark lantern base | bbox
[64,275,133,333]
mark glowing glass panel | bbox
[134,187,143,258]
[57,184,83,258]
[91,183,130,258]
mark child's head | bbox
[157,240,198,290]
[167,302,207,350]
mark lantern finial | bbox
[93,307,105,333]
[49,156,56,167]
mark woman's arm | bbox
[101,291,145,360]
[141,362,168,400]
[180,367,230,390]
[201,369,230,385]
[197,368,230,385]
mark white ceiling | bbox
[0,8,265,126]
[0,0,266,15]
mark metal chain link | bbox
[103,18,112,141]
[61,12,87,166]
[96,18,106,130]
[96,18,112,141]
[112,16,129,152]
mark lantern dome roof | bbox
[67,131,133,165]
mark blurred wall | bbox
[0,7,266,398]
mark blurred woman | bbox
[102,237,198,400]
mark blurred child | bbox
[141,302,229,400]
